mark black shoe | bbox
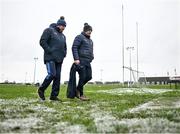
[37,89,45,101]
[50,97,62,102]
[75,89,80,98]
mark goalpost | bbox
[124,66,147,87]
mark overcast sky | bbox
[0,0,179,83]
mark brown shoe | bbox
[79,95,90,101]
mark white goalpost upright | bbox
[121,6,145,87]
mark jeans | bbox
[39,61,62,97]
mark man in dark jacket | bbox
[69,23,94,101]
[38,16,67,101]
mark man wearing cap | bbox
[38,16,67,101]
[71,23,94,101]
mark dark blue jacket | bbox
[67,63,85,98]
[40,23,67,64]
[72,32,94,63]
[67,63,78,98]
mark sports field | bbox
[0,84,180,133]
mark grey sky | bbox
[0,0,179,83]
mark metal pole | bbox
[122,4,125,86]
[33,57,38,84]
[130,48,132,85]
[136,22,139,83]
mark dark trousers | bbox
[77,63,92,96]
[39,61,62,97]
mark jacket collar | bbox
[81,32,90,39]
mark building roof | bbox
[138,76,170,82]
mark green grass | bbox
[146,84,180,89]
[0,84,180,133]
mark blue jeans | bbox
[39,61,62,97]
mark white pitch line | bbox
[97,88,173,95]
[90,104,120,133]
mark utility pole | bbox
[122,4,125,86]
[33,57,38,84]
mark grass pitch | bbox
[0,84,180,133]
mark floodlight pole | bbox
[33,57,38,84]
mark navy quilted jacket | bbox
[72,32,94,63]
[40,23,67,63]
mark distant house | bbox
[170,76,180,81]
[138,77,170,85]
[104,81,121,84]
[94,81,103,85]
[138,76,180,86]
[169,76,180,88]
[87,82,94,84]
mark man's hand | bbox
[74,60,80,65]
